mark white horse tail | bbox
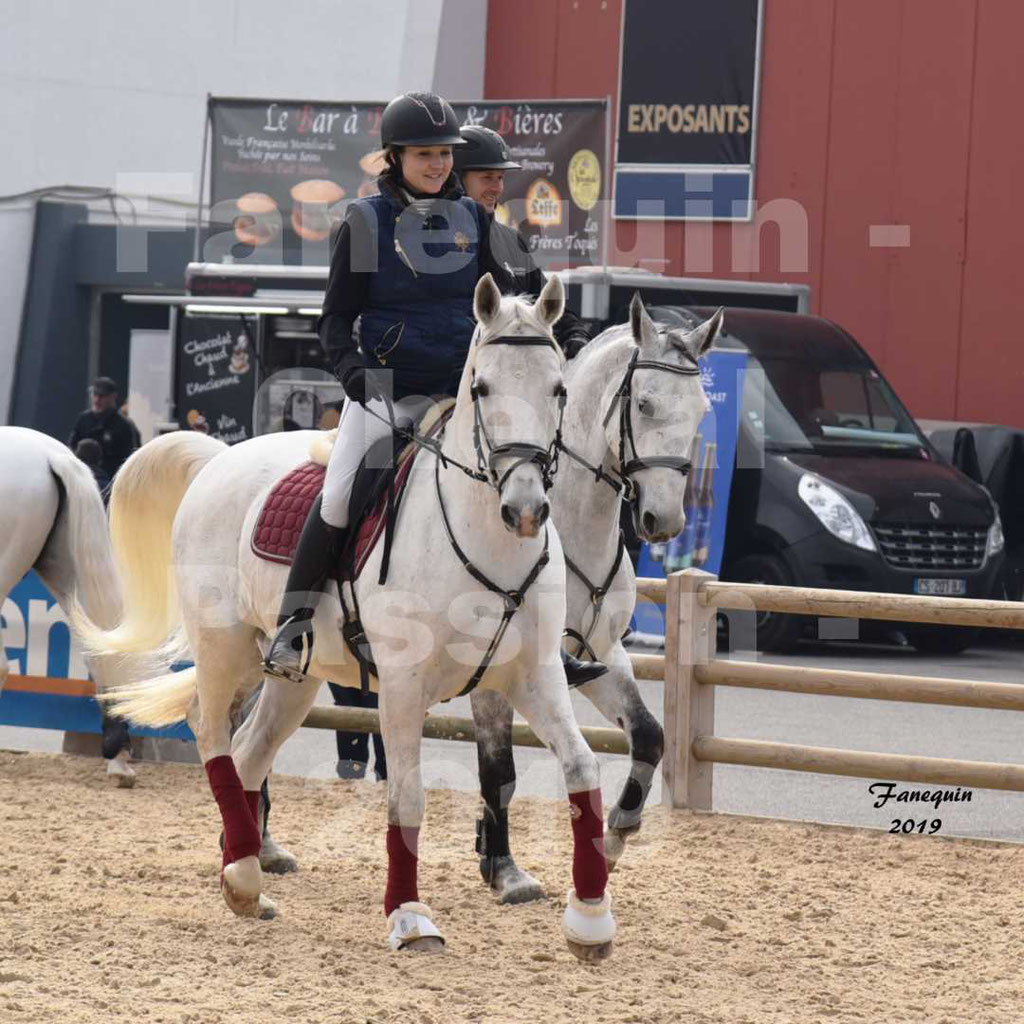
[76,431,227,657]
[100,665,198,727]
[46,444,122,629]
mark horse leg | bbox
[507,668,616,962]
[378,679,444,953]
[577,641,663,870]
[230,677,321,877]
[469,689,544,903]
[192,628,269,919]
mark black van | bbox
[651,306,1006,653]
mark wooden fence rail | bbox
[662,569,1024,811]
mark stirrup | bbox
[263,617,314,683]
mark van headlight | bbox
[987,509,1005,557]
[798,473,877,552]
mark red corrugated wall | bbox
[484,0,1024,427]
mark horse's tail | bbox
[98,665,198,727]
[73,431,227,658]
[46,445,121,629]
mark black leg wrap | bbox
[260,777,271,836]
[100,712,131,760]
[608,711,664,831]
[476,807,511,860]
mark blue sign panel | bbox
[1,571,192,739]
[633,348,747,634]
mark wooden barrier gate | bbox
[302,570,1024,815]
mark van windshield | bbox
[740,353,926,454]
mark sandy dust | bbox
[1,749,1022,1024]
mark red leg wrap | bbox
[385,824,419,916]
[205,756,261,868]
[569,788,608,900]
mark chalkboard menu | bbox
[175,314,257,443]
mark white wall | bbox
[0,0,487,421]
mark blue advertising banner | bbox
[1,572,192,739]
[633,348,748,634]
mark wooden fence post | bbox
[662,568,717,811]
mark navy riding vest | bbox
[352,192,485,400]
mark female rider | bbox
[264,92,604,687]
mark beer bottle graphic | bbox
[664,434,701,572]
[692,442,717,568]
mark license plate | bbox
[913,578,966,596]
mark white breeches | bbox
[320,395,432,528]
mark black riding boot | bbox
[561,648,608,686]
[264,495,345,678]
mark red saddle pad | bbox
[251,442,420,579]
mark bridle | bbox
[558,345,701,504]
[469,334,567,494]
[558,343,703,667]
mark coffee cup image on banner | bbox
[357,149,388,197]
[233,192,281,247]
[290,179,346,241]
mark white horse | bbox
[472,295,721,901]
[0,426,162,784]
[86,276,618,958]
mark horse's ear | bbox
[671,306,724,361]
[474,273,502,326]
[629,292,657,348]
[534,274,565,328]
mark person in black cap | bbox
[68,377,139,481]
[263,91,606,688]
[454,125,592,358]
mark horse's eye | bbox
[553,383,566,398]
[637,396,653,416]
[474,381,490,398]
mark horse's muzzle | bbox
[502,500,550,538]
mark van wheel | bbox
[905,624,979,655]
[726,554,803,653]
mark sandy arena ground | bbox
[1,750,1023,1023]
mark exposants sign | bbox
[614,0,764,221]
[207,97,606,267]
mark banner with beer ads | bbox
[207,97,606,265]
[0,572,191,738]
[175,314,256,443]
[633,349,748,635]
[614,0,764,220]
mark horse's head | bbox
[612,293,722,543]
[462,273,567,538]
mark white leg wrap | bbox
[387,901,445,951]
[562,889,616,946]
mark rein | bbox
[344,331,565,698]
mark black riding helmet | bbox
[453,125,521,172]
[380,92,465,147]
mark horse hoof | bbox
[257,894,279,920]
[482,856,545,905]
[106,752,137,789]
[400,936,445,954]
[221,856,263,918]
[604,824,641,872]
[259,834,299,875]
[566,938,614,963]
